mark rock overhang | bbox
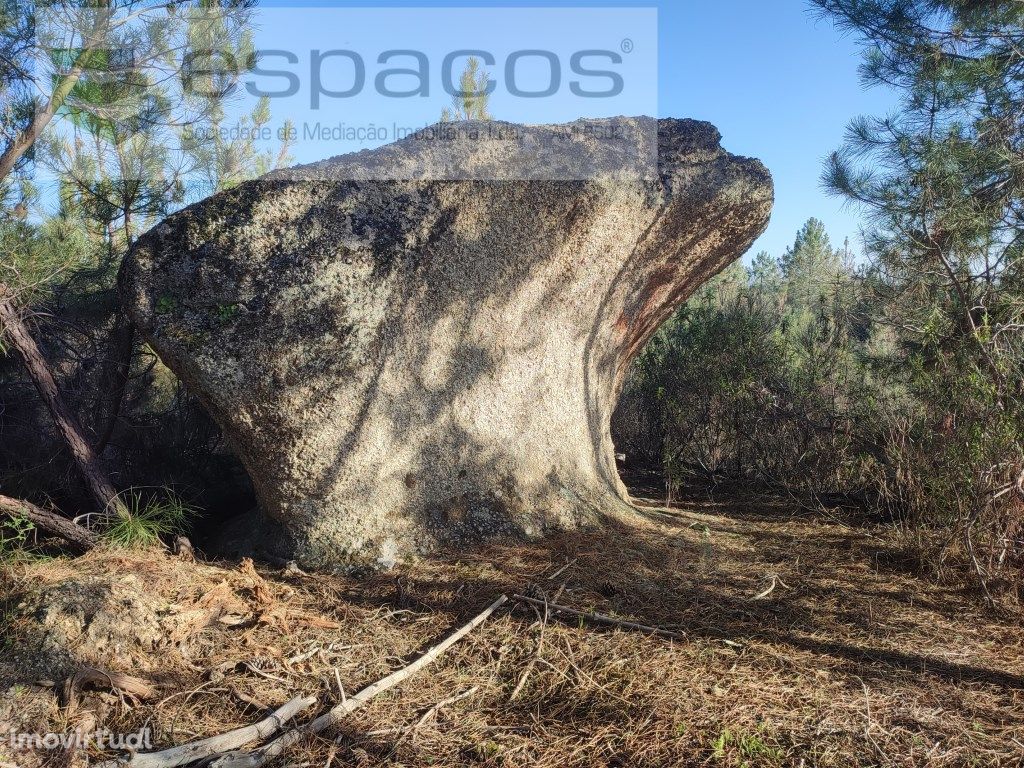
[122,117,773,566]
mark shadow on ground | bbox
[3,486,1023,767]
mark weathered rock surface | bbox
[121,117,773,566]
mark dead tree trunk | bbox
[0,493,98,550]
[0,288,127,519]
[91,309,135,454]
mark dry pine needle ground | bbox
[1,492,1023,767]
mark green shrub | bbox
[0,512,36,561]
[103,490,195,549]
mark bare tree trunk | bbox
[0,288,127,518]
[92,310,135,454]
[90,205,139,454]
[0,494,97,550]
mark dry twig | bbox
[511,594,684,640]
[94,695,317,768]
[207,595,508,768]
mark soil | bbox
[1,487,1022,767]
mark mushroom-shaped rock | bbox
[121,117,773,566]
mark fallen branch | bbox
[211,594,509,768]
[0,493,97,551]
[511,594,684,640]
[546,557,577,581]
[751,574,791,601]
[94,695,317,768]
[63,667,158,707]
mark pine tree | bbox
[441,57,493,121]
[814,0,1024,598]
[780,218,842,311]
[0,1,263,525]
[0,0,34,219]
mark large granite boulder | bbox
[121,118,773,566]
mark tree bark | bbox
[0,493,97,550]
[0,288,127,518]
[92,309,135,453]
[91,217,140,453]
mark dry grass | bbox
[2,491,1024,767]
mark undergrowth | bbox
[102,490,195,549]
[1,499,1022,767]
[0,513,36,563]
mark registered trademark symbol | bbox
[621,38,634,54]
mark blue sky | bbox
[35,2,898,260]
[654,1,896,259]
[243,1,895,259]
